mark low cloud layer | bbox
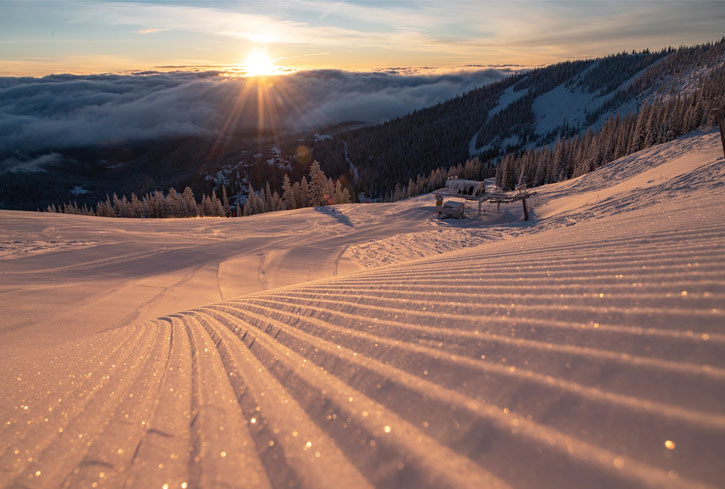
[0,68,511,156]
[0,152,62,173]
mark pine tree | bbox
[119,195,131,218]
[551,138,566,183]
[281,174,293,210]
[211,190,225,217]
[629,100,650,153]
[182,187,197,217]
[291,182,301,209]
[244,183,264,215]
[112,193,121,217]
[333,180,351,204]
[166,188,182,217]
[325,178,336,204]
[299,177,311,208]
[153,190,167,217]
[644,104,658,148]
[308,161,327,206]
[264,182,274,212]
[254,186,266,214]
[129,193,143,218]
[222,185,230,217]
[141,194,151,218]
[271,191,284,211]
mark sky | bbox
[0,0,723,76]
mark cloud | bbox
[74,1,725,64]
[0,68,511,152]
[287,68,511,128]
[137,27,170,35]
[0,72,222,151]
[0,152,62,173]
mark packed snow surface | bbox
[1,130,724,489]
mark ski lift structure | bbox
[433,177,487,218]
[487,183,537,221]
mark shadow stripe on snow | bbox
[121,316,194,489]
[179,313,272,489]
[251,290,725,333]
[273,286,725,310]
[188,310,376,489]
[197,304,718,489]
[226,297,725,414]
[331,260,725,283]
[198,308,517,489]
[346,241,725,271]
[237,295,725,359]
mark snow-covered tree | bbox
[308,161,327,206]
[281,174,293,210]
[333,180,351,204]
[298,177,311,208]
[290,182,301,209]
[182,187,198,217]
[222,185,230,217]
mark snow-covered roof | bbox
[434,179,486,200]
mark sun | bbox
[243,50,277,77]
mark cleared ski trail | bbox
[1,130,724,488]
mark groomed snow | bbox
[1,130,723,489]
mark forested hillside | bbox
[496,63,725,190]
[312,39,724,198]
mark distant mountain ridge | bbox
[312,39,724,197]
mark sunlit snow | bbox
[0,129,723,489]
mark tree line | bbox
[242,161,350,216]
[48,160,350,218]
[47,186,233,218]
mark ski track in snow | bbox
[1,131,724,489]
[0,239,99,260]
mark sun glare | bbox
[243,50,277,77]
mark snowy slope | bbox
[469,84,529,157]
[1,130,724,489]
